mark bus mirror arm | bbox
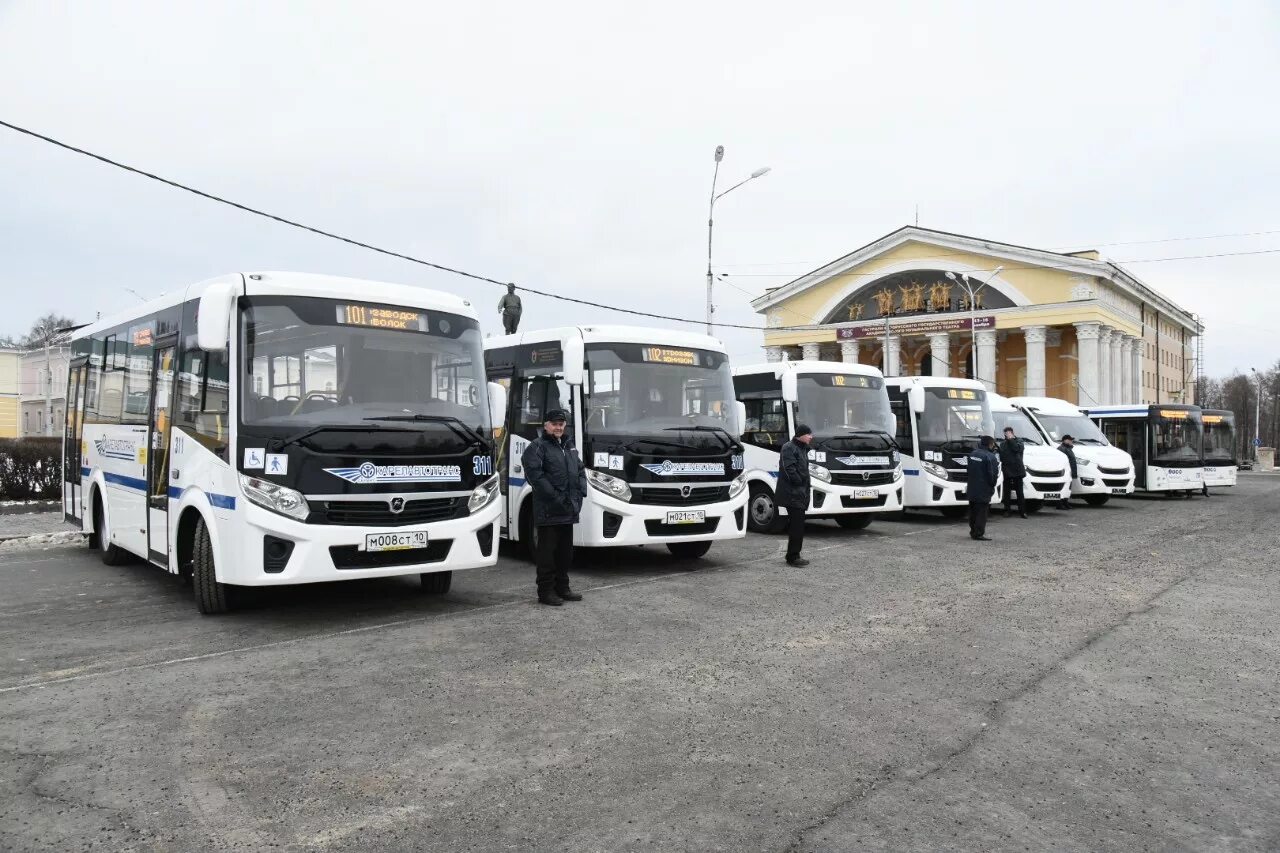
[487,382,508,433]
[780,372,798,403]
[196,282,238,352]
[734,401,747,436]
[562,337,585,385]
[908,386,926,414]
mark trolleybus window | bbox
[1152,411,1201,463]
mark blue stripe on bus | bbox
[81,466,91,478]
[103,471,148,492]
[768,471,778,478]
[509,476,527,487]
[167,486,183,499]
[904,469,921,476]
[166,485,236,510]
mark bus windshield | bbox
[239,297,490,444]
[797,374,894,437]
[584,343,739,447]
[917,388,994,447]
[1152,411,1202,464]
[1202,414,1235,463]
[1035,413,1108,446]
[993,409,1045,445]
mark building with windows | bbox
[751,226,1200,406]
[19,345,70,437]
[0,348,19,437]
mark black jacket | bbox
[966,446,1000,504]
[998,437,1026,478]
[1058,443,1078,479]
[522,430,587,526]
[776,439,812,510]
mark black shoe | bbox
[976,536,993,541]
[555,589,583,602]
[538,592,564,606]
[786,558,810,567]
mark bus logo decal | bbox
[324,462,463,484]
[93,438,136,461]
[389,497,405,514]
[640,460,725,477]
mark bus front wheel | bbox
[747,484,784,534]
[421,570,453,595]
[836,514,873,531]
[1084,495,1110,507]
[192,517,235,615]
[93,495,130,566]
[667,541,711,560]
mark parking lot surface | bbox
[3,478,1278,852]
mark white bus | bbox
[483,325,749,560]
[1085,404,1203,495]
[64,272,506,613]
[732,360,901,532]
[987,393,1074,511]
[885,377,1000,518]
[1200,409,1238,489]
[1010,396,1136,505]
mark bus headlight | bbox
[587,469,632,502]
[468,475,500,513]
[239,474,309,521]
[809,463,832,483]
[1077,458,1094,468]
[892,467,903,482]
[921,460,947,479]
[728,473,747,498]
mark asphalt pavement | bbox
[2,478,1277,852]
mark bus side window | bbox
[742,397,785,451]
[177,347,230,459]
[891,400,912,449]
[513,371,570,442]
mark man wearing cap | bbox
[521,408,587,605]
[966,435,1000,541]
[1056,434,1077,510]
[998,426,1028,518]
[776,424,814,566]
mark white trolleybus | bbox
[732,360,901,533]
[1009,396,1135,505]
[63,272,507,614]
[885,377,1000,518]
[1200,409,1238,490]
[483,326,749,560]
[987,393,1074,511]
[1085,404,1203,496]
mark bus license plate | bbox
[1041,492,1061,500]
[666,510,705,525]
[363,531,429,552]
[1110,487,1127,494]
[854,488,878,499]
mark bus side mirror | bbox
[562,337,585,385]
[196,282,238,352]
[909,386,926,414]
[780,371,798,402]
[734,401,747,435]
[487,382,507,430]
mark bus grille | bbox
[1102,477,1130,488]
[1026,468,1065,478]
[831,471,896,487]
[643,518,721,537]
[632,486,729,506]
[313,497,467,527]
[329,540,453,569]
[1098,465,1130,475]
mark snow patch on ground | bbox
[0,531,84,552]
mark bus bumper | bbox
[222,497,503,585]
[573,488,749,547]
[901,469,1001,508]
[1072,470,1136,496]
[1202,466,1237,487]
[807,478,903,516]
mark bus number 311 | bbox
[473,456,494,476]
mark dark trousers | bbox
[535,523,574,594]
[968,501,990,539]
[503,313,520,334]
[785,508,806,562]
[1003,476,1026,514]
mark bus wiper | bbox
[841,429,899,449]
[664,425,734,447]
[363,414,487,447]
[623,436,698,451]
[270,423,404,452]
[1074,437,1105,445]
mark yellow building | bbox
[751,226,1199,406]
[0,348,20,437]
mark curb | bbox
[0,500,61,516]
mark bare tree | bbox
[21,313,77,347]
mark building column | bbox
[974,329,997,390]
[764,345,783,363]
[1129,337,1142,404]
[1118,336,1134,405]
[1097,327,1114,404]
[1022,325,1047,397]
[926,333,950,377]
[801,342,821,361]
[884,335,902,377]
[1110,333,1125,404]
[1073,322,1102,405]
[840,339,860,364]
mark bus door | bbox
[63,358,89,524]
[146,340,178,565]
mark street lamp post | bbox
[946,266,1003,388]
[706,146,770,335]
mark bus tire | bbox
[940,505,968,520]
[1084,495,1110,507]
[835,514,873,531]
[192,517,234,615]
[93,494,130,566]
[421,570,453,595]
[747,484,783,534]
[1025,500,1044,514]
[667,541,711,560]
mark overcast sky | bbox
[2,1,1277,376]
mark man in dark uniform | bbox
[998,426,1028,518]
[966,435,1000,541]
[777,423,814,566]
[498,284,522,334]
[521,409,587,605]
[1056,434,1077,510]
